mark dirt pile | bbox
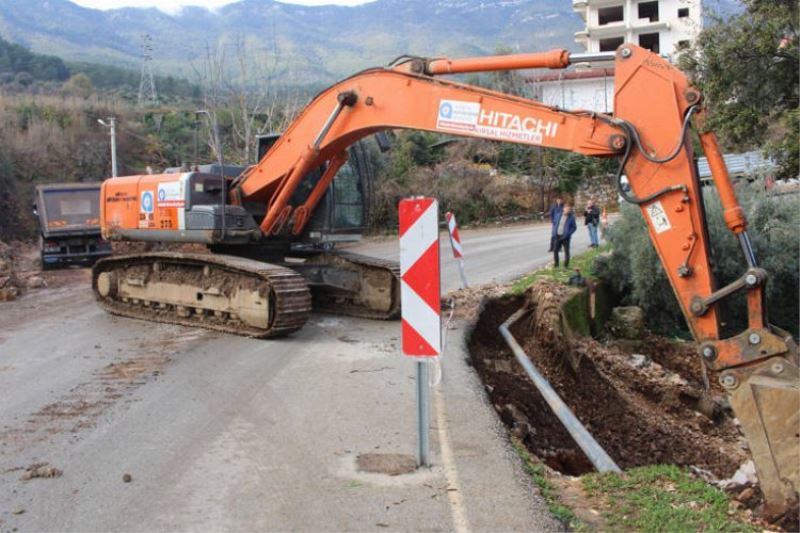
[468,280,747,478]
[0,240,26,301]
[20,462,62,481]
[445,283,510,321]
[0,240,53,300]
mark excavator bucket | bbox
[723,345,800,511]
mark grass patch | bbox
[510,244,610,295]
[582,465,756,532]
[511,438,588,531]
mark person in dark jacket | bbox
[547,197,564,252]
[583,198,601,247]
[552,204,577,268]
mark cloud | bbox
[72,0,372,13]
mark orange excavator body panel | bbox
[101,174,188,238]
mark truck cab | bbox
[34,182,113,269]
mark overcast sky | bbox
[72,0,372,12]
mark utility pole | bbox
[97,117,117,177]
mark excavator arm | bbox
[232,52,625,235]
[234,45,798,509]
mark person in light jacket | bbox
[547,197,564,252]
[552,204,577,268]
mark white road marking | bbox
[433,384,470,533]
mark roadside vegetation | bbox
[681,0,798,180]
[510,244,610,294]
[581,465,757,532]
[594,182,800,338]
[513,441,759,533]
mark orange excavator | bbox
[94,45,798,509]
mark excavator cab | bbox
[256,134,374,248]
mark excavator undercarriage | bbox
[93,252,312,338]
[93,248,401,337]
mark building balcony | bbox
[586,21,627,38]
[631,18,669,32]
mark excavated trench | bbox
[467,281,747,478]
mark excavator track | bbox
[92,252,311,338]
[293,250,401,320]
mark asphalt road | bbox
[0,220,591,532]
[349,219,592,294]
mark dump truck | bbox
[34,182,112,269]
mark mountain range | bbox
[0,0,742,86]
[0,0,582,84]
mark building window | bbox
[638,1,659,22]
[678,7,690,18]
[639,32,660,53]
[677,40,690,50]
[598,5,624,26]
[599,36,625,52]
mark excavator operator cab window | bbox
[332,158,364,229]
[187,173,226,208]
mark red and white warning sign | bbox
[399,198,441,357]
[446,211,469,288]
[445,211,463,259]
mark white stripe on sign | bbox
[401,280,441,354]
[399,202,439,276]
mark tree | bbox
[192,35,291,164]
[594,180,799,338]
[680,0,798,178]
[61,73,93,98]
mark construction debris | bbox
[20,462,63,480]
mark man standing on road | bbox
[583,198,601,248]
[547,197,564,252]
[553,204,576,268]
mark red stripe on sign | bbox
[402,241,440,312]
[402,318,439,356]
[398,197,435,238]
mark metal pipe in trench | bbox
[499,309,621,473]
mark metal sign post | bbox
[446,211,469,289]
[415,360,431,466]
[399,197,441,468]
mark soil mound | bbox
[468,280,746,478]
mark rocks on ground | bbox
[608,305,645,340]
[20,462,62,480]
